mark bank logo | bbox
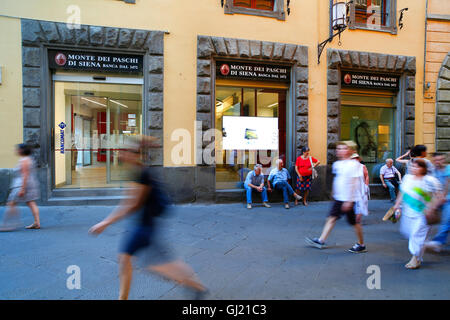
[55,53,67,66]
[59,122,67,130]
[220,64,230,76]
[344,73,352,85]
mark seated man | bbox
[244,164,271,209]
[268,159,302,209]
[380,158,402,202]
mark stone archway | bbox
[436,52,450,153]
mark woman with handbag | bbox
[392,159,443,269]
[294,146,320,206]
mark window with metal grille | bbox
[224,0,285,20]
[233,0,275,11]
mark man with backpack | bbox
[89,137,207,300]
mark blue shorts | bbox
[120,226,173,265]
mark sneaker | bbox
[305,237,326,249]
[348,243,367,253]
[424,241,442,253]
[285,203,290,209]
[263,202,271,208]
[247,204,252,209]
[294,194,302,201]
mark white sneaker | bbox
[285,203,290,209]
[263,202,271,208]
[247,204,252,209]
[294,194,302,201]
[424,241,442,253]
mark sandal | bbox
[25,223,40,229]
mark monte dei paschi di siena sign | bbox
[48,50,143,73]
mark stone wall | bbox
[436,53,450,153]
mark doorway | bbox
[53,75,143,189]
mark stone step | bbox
[51,188,130,198]
[46,195,128,206]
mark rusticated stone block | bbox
[327,117,339,133]
[359,52,369,68]
[249,40,261,58]
[23,88,40,107]
[56,23,76,44]
[406,76,415,90]
[272,43,285,60]
[327,50,341,69]
[237,39,250,57]
[327,85,339,101]
[197,77,211,94]
[327,101,339,117]
[74,25,89,45]
[148,111,163,129]
[405,56,416,73]
[198,36,214,58]
[297,99,308,116]
[296,83,308,98]
[145,32,164,55]
[104,28,119,47]
[130,30,148,49]
[395,56,406,71]
[149,56,163,74]
[369,53,378,69]
[283,44,296,61]
[24,108,40,127]
[22,19,45,45]
[296,116,308,132]
[262,42,274,59]
[149,74,163,92]
[406,120,415,134]
[211,37,227,56]
[118,29,134,48]
[406,91,415,105]
[296,132,308,148]
[224,38,238,56]
[89,26,104,46]
[327,69,339,85]
[197,59,211,77]
[339,50,352,67]
[148,93,163,111]
[197,95,211,113]
[23,67,40,87]
[377,54,388,69]
[386,55,397,70]
[40,21,60,43]
[23,47,40,67]
[294,46,308,67]
[350,51,360,67]
[296,67,308,83]
[405,106,415,120]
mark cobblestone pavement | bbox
[0,200,449,300]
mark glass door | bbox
[53,79,142,189]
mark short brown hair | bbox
[413,158,428,175]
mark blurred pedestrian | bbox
[267,159,302,209]
[380,158,402,202]
[305,141,367,253]
[393,159,443,269]
[424,152,449,253]
[89,136,208,300]
[244,164,271,209]
[351,153,370,223]
[396,145,434,175]
[294,146,320,206]
[0,144,40,231]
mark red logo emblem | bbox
[55,53,67,66]
[344,73,352,85]
[220,64,230,76]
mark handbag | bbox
[309,156,318,180]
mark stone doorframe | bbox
[21,19,165,202]
[436,53,450,153]
[196,35,309,192]
[326,48,417,163]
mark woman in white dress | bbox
[393,159,443,269]
[351,153,370,223]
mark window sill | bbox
[349,24,398,35]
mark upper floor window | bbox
[348,0,397,34]
[234,0,274,11]
[224,0,285,21]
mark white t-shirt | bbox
[332,159,363,202]
[400,174,442,218]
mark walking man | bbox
[244,164,271,209]
[380,158,402,202]
[305,141,367,253]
